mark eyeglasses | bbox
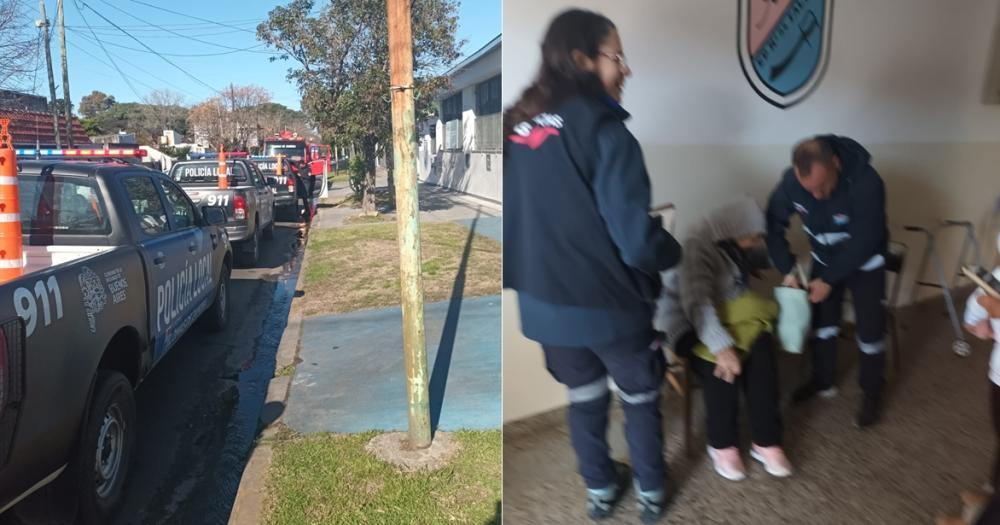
[598,51,628,69]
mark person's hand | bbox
[782,273,801,289]
[977,294,1000,318]
[809,278,832,303]
[966,320,994,340]
[713,348,742,384]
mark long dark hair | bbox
[503,9,616,136]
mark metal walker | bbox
[904,220,984,357]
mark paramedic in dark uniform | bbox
[765,135,889,428]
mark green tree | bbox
[79,90,116,119]
[257,0,462,215]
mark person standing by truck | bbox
[292,159,313,223]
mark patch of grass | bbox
[263,430,501,525]
[299,222,501,316]
[275,365,296,378]
[328,171,349,184]
[344,214,392,225]
[336,188,392,210]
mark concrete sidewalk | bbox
[316,176,500,229]
[228,178,502,524]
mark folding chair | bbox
[885,240,908,374]
[651,203,697,457]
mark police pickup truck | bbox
[0,156,233,523]
[168,159,275,266]
[250,156,299,217]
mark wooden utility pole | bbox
[56,0,73,146]
[37,0,61,147]
[386,0,430,449]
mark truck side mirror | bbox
[266,176,279,187]
[202,206,227,226]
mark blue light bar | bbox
[15,148,146,157]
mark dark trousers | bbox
[679,331,783,449]
[810,266,887,396]
[542,330,666,492]
[967,383,1000,525]
[992,382,1000,488]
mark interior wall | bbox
[502,0,1000,423]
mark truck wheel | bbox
[200,262,231,332]
[240,225,260,266]
[75,371,136,525]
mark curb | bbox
[228,212,321,525]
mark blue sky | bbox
[30,0,500,111]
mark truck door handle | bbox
[188,242,197,253]
[153,253,166,266]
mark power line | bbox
[68,39,200,99]
[126,0,262,34]
[75,0,222,95]
[64,19,263,30]
[68,27,273,57]
[94,0,278,55]
[67,40,167,95]
[74,0,144,100]
[68,26,257,39]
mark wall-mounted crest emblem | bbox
[738,0,833,108]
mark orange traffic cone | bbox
[218,145,229,189]
[0,117,23,282]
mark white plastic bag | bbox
[774,265,812,354]
[774,286,811,354]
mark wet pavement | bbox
[1,217,305,525]
[104,221,305,525]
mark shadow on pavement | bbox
[260,400,286,428]
[429,210,481,434]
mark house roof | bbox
[446,34,501,77]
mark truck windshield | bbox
[169,162,248,184]
[19,176,111,235]
[263,141,305,160]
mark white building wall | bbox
[417,43,503,203]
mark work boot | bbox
[586,461,630,521]
[856,393,881,428]
[791,380,838,404]
[857,352,886,427]
[633,472,674,524]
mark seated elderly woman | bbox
[655,195,793,481]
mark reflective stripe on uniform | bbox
[816,326,840,340]
[860,254,885,271]
[858,337,886,355]
[568,376,610,404]
[811,251,827,266]
[617,388,660,405]
[804,225,852,246]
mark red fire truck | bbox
[262,131,332,176]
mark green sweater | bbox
[692,291,778,363]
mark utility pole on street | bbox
[37,0,61,147]
[386,0,430,449]
[56,0,73,146]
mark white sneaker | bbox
[707,446,746,481]
[750,445,793,478]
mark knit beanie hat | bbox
[706,195,767,242]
